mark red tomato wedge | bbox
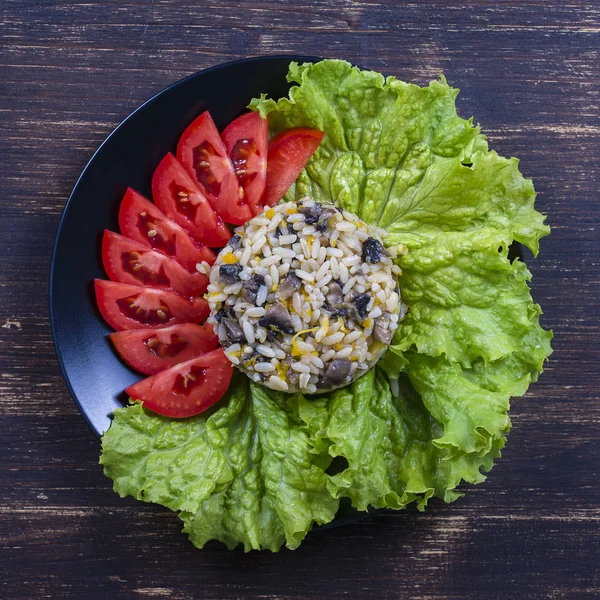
[152,153,232,248]
[263,128,325,207]
[221,111,268,215]
[95,280,209,331]
[118,188,216,272]
[109,322,219,375]
[102,230,208,298]
[176,111,253,225]
[126,348,233,418]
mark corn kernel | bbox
[276,362,288,380]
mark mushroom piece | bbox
[322,300,351,319]
[373,314,392,344]
[258,302,295,334]
[316,207,336,232]
[320,359,352,388]
[352,293,371,320]
[227,234,242,251]
[241,273,266,304]
[213,308,232,323]
[221,318,246,344]
[326,282,344,306]
[361,237,384,264]
[287,368,300,386]
[284,356,300,386]
[331,305,349,318]
[275,272,302,301]
[219,263,243,285]
[299,202,322,224]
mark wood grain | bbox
[1,1,598,598]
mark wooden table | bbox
[2,1,598,598]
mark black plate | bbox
[50,55,320,437]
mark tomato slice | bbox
[109,322,219,375]
[262,128,325,207]
[221,112,268,215]
[95,280,209,331]
[102,230,208,298]
[176,111,253,225]
[118,188,215,273]
[126,348,233,418]
[152,153,232,248]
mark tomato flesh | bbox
[231,139,258,187]
[136,211,175,256]
[177,111,252,225]
[126,349,233,418]
[221,111,268,215]
[118,188,215,272]
[120,252,169,287]
[152,153,231,248]
[263,128,325,207]
[95,280,209,331]
[109,322,219,375]
[116,294,171,326]
[102,230,208,298]
[122,252,169,287]
[148,334,188,358]
[193,141,222,196]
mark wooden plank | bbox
[0,0,598,597]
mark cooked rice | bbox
[203,199,407,394]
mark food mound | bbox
[204,200,406,393]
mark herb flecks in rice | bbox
[203,199,407,394]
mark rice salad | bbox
[200,199,407,393]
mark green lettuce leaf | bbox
[100,375,338,551]
[392,228,542,367]
[100,59,552,552]
[250,59,549,255]
[300,314,550,512]
[380,309,552,459]
[299,366,514,512]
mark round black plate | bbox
[50,55,320,437]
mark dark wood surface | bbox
[1,1,598,598]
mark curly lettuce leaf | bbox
[100,59,552,552]
[300,315,550,513]
[404,321,551,456]
[392,228,543,367]
[250,59,549,255]
[299,368,504,512]
[100,375,338,551]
